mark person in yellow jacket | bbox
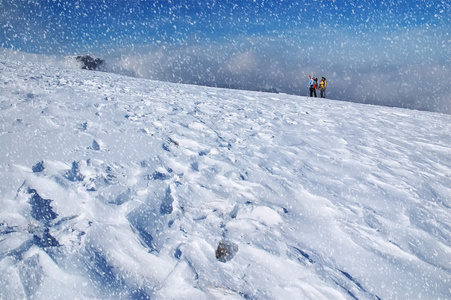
[319,77,327,98]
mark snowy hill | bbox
[0,50,450,299]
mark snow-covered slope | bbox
[1,50,450,299]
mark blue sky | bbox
[1,0,450,113]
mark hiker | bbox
[319,77,327,98]
[309,75,317,97]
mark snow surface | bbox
[0,50,450,299]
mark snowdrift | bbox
[0,50,450,299]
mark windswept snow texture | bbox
[1,51,450,299]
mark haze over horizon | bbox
[1,0,450,113]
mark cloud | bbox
[99,27,449,114]
[226,52,258,74]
